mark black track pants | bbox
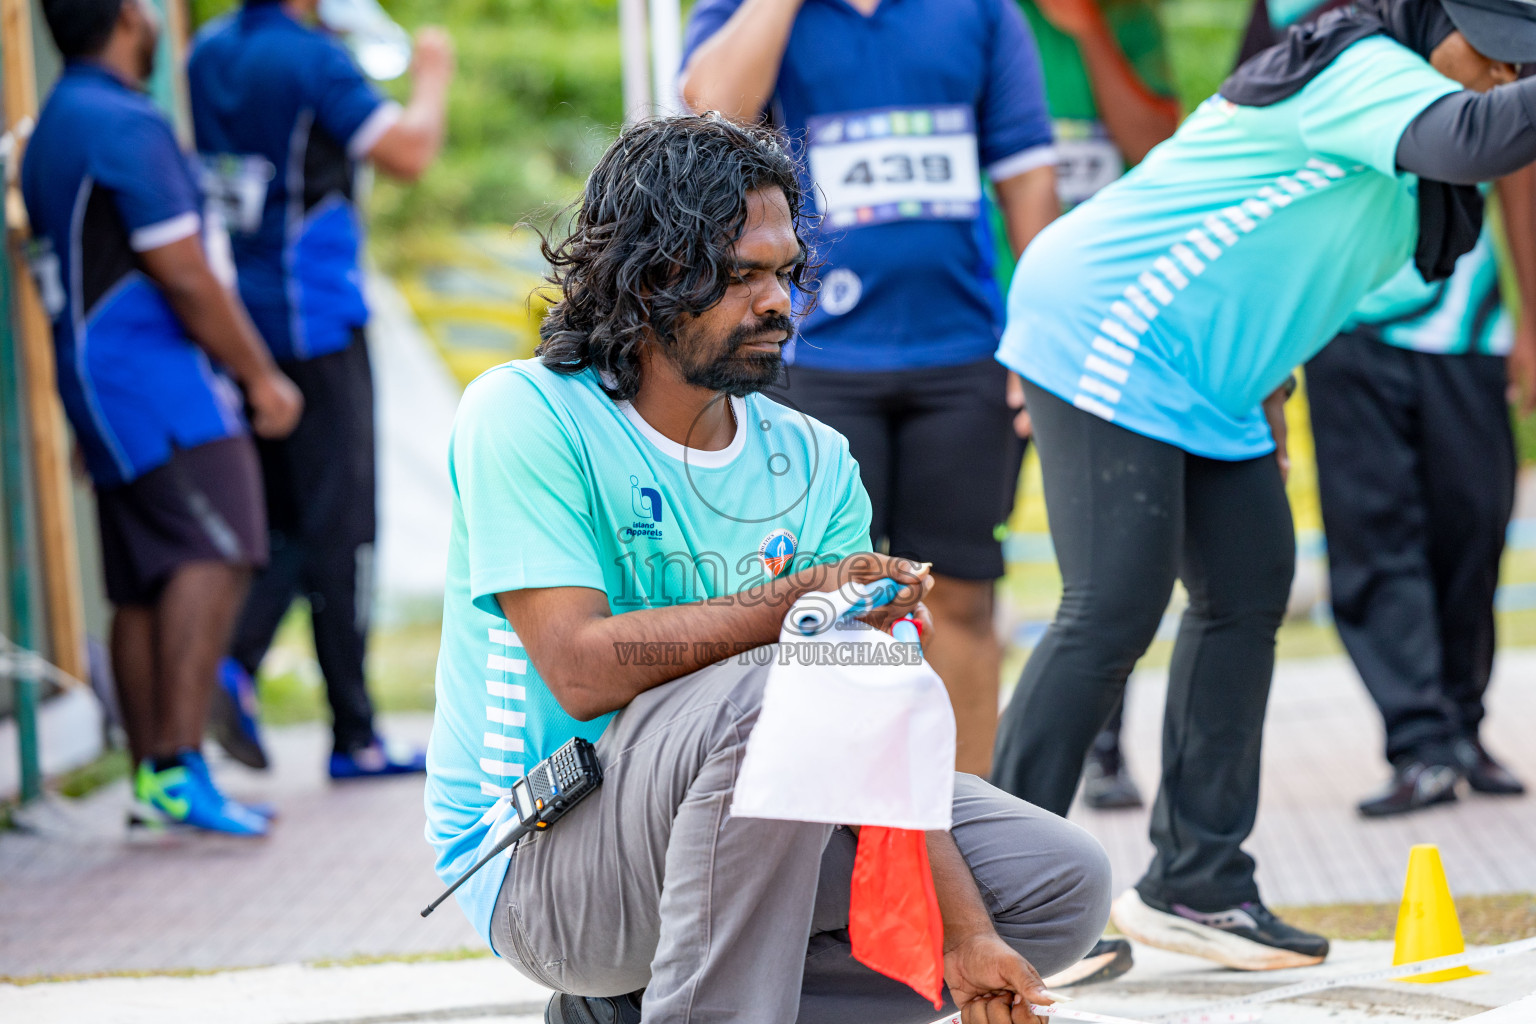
[1307,332,1514,766]
[231,332,378,755]
[992,382,1295,910]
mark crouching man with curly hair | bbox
[423,114,1111,1024]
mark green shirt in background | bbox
[995,0,1176,282]
[1021,0,1176,117]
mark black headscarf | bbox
[1221,0,1480,281]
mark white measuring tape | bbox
[1151,934,1536,1021]
[929,1002,1258,1024]
[922,934,1536,1024]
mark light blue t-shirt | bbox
[1345,225,1511,356]
[997,37,1461,459]
[424,360,873,946]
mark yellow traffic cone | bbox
[1393,844,1484,983]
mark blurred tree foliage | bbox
[1160,0,1245,108]
[187,0,625,271]
[181,0,1254,271]
[368,0,623,246]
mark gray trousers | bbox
[491,654,1111,1024]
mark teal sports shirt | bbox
[997,37,1461,459]
[1346,223,1511,356]
[424,360,872,946]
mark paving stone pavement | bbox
[1,650,1534,981]
[1083,649,1536,906]
[0,712,481,979]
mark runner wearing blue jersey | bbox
[187,0,452,777]
[27,0,302,834]
[680,0,1061,776]
[991,0,1536,969]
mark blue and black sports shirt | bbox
[21,62,246,488]
[684,0,1055,373]
[188,2,399,363]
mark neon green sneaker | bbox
[132,753,268,837]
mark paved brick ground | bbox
[0,713,480,978]
[1079,649,1536,906]
[2,650,1533,980]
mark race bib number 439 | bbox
[806,105,982,229]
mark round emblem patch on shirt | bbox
[759,529,798,578]
[821,268,862,316]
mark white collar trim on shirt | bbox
[617,395,748,470]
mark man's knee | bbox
[1006,826,1112,975]
[1048,823,1114,959]
[991,816,1112,973]
[951,778,1113,974]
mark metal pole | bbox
[0,118,41,804]
[648,0,681,116]
[619,0,652,123]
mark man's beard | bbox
[676,314,793,398]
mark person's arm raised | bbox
[679,0,805,121]
[367,28,454,182]
[497,554,931,722]
[137,235,303,438]
[1033,0,1180,163]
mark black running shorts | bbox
[769,356,1026,580]
[95,435,268,606]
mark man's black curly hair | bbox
[42,0,124,57]
[536,114,816,401]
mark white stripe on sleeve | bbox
[486,707,527,726]
[486,680,526,700]
[986,144,1059,182]
[128,211,201,252]
[347,101,404,159]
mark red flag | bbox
[848,825,946,1008]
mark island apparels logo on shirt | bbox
[621,475,664,541]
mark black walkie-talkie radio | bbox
[421,736,603,917]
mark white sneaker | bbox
[1110,888,1329,971]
